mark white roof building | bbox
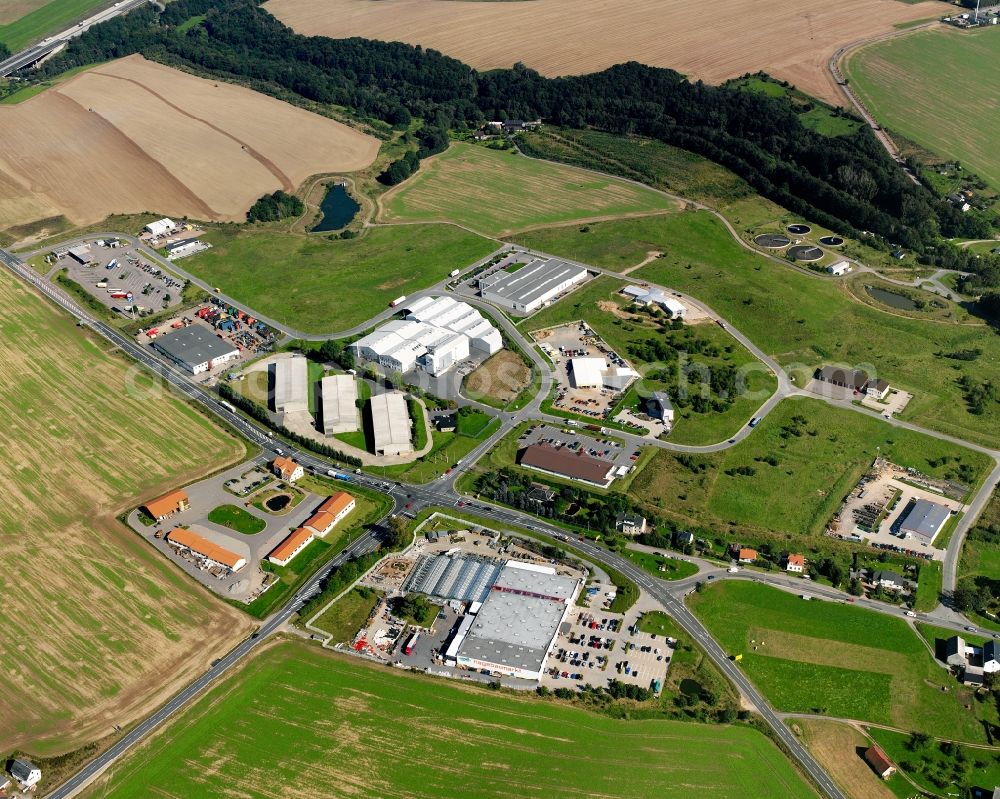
[144,218,175,237]
[568,357,607,388]
[368,392,413,456]
[351,297,502,376]
[623,285,686,317]
[828,260,852,276]
[321,374,358,435]
[661,297,686,318]
[273,355,309,415]
[479,257,589,313]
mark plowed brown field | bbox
[0,55,379,230]
[265,0,947,105]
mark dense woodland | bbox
[246,189,304,223]
[38,0,995,251]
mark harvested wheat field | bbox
[0,266,253,756]
[0,54,379,231]
[265,0,948,104]
[795,720,896,799]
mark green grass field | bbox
[183,225,495,333]
[308,586,381,642]
[689,582,989,741]
[511,211,1000,448]
[845,27,1000,189]
[622,549,699,581]
[81,641,819,799]
[382,141,673,236]
[0,268,251,756]
[629,397,989,538]
[0,0,108,51]
[867,727,1000,795]
[206,504,266,535]
[523,275,778,445]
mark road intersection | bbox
[2,235,997,799]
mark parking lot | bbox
[533,322,638,420]
[517,423,643,472]
[51,237,186,316]
[541,604,672,693]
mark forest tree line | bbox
[37,0,996,251]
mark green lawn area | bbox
[958,488,1000,630]
[80,641,818,799]
[622,549,699,581]
[689,581,988,741]
[728,76,863,138]
[308,586,380,642]
[629,396,989,538]
[0,0,108,51]
[382,141,673,236]
[182,225,495,333]
[511,210,1000,448]
[867,727,1000,796]
[845,27,1000,190]
[523,275,778,445]
[206,503,267,535]
[913,560,942,612]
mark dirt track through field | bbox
[0,55,379,231]
[265,0,949,105]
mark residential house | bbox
[646,392,675,425]
[615,513,647,536]
[272,456,303,483]
[946,635,969,669]
[10,759,41,789]
[434,414,457,433]
[673,530,695,548]
[737,548,757,564]
[864,745,896,780]
[872,570,905,591]
[526,483,556,504]
[983,640,1000,673]
[865,379,891,400]
[142,489,190,521]
[784,553,806,573]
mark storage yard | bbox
[264,0,949,105]
[0,54,379,231]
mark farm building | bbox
[272,355,309,415]
[827,261,852,276]
[898,498,951,545]
[815,365,870,392]
[320,374,358,435]
[518,443,616,488]
[615,513,647,535]
[67,245,92,264]
[142,489,190,520]
[144,218,175,237]
[305,492,355,537]
[646,392,675,425]
[452,561,582,681]
[864,745,896,780]
[368,392,412,456]
[166,528,246,572]
[268,526,314,567]
[479,257,589,313]
[9,759,41,789]
[985,641,1000,673]
[784,553,805,573]
[946,635,969,668]
[272,456,303,483]
[151,325,239,374]
[963,665,985,687]
[350,298,501,376]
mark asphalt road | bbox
[0,0,149,77]
[1,240,993,799]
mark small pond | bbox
[865,285,918,311]
[312,183,360,232]
[266,493,292,512]
[679,678,704,697]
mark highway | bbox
[1,238,994,799]
[0,0,148,77]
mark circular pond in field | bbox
[266,493,292,512]
[787,223,811,235]
[754,233,791,248]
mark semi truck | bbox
[332,472,353,482]
[403,631,419,656]
[389,295,406,308]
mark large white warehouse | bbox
[350,297,501,376]
[272,355,309,415]
[479,256,589,313]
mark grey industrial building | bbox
[404,553,503,602]
[899,498,952,544]
[368,392,412,456]
[151,326,239,375]
[479,257,589,313]
[272,355,309,415]
[320,374,358,435]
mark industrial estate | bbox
[2,1,1000,799]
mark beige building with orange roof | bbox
[268,527,314,567]
[166,527,246,571]
[143,489,190,520]
[272,456,304,483]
